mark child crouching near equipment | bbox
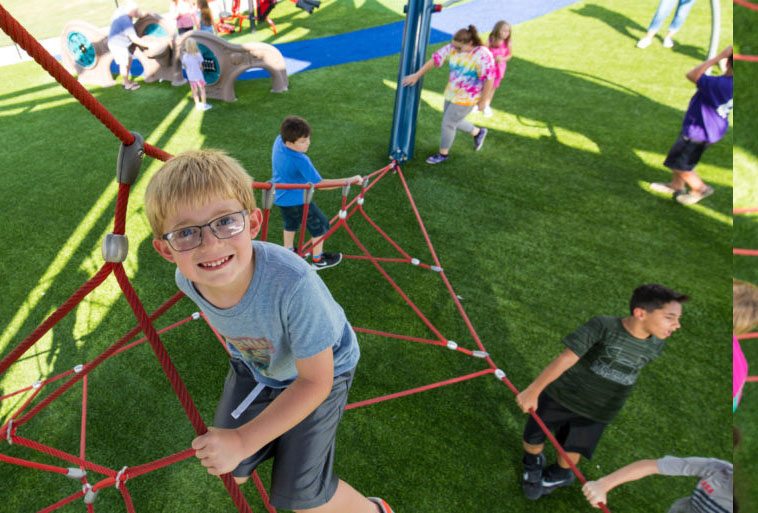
[516,284,688,500]
[144,150,393,513]
[181,38,211,111]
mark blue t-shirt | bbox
[108,10,136,48]
[681,74,733,144]
[175,241,360,388]
[271,135,322,207]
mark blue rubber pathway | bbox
[242,0,578,80]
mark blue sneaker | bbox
[473,127,488,151]
[425,153,449,164]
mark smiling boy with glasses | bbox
[144,150,394,513]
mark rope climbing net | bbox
[0,4,611,512]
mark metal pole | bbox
[388,0,436,162]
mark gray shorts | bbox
[214,359,354,510]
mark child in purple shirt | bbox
[650,46,733,205]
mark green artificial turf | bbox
[0,1,734,512]
[733,3,757,513]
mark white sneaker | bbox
[662,36,674,48]
[483,106,493,117]
[202,103,213,111]
[636,36,652,49]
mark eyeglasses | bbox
[162,210,248,252]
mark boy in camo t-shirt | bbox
[515,284,689,500]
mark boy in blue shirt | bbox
[145,150,393,513]
[272,116,361,270]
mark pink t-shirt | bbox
[734,336,748,411]
[489,41,511,83]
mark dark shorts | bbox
[663,134,708,171]
[278,203,330,237]
[522,393,607,460]
[214,359,354,510]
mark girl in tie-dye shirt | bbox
[403,25,495,165]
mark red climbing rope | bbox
[0,4,613,512]
[734,0,758,10]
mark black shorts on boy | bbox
[523,393,607,460]
[279,202,330,237]
[214,358,354,510]
[663,134,708,171]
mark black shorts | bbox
[278,202,330,237]
[522,393,607,460]
[214,359,354,509]
[663,134,708,171]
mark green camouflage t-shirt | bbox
[545,316,665,423]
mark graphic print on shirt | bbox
[589,345,654,385]
[226,336,275,375]
[716,99,733,119]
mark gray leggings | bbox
[440,101,475,149]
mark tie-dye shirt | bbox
[432,44,496,106]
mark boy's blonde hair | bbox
[144,149,256,237]
[734,279,758,335]
[184,38,199,55]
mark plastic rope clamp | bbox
[357,197,365,206]
[338,209,347,219]
[191,312,201,320]
[102,234,129,263]
[472,351,489,358]
[66,468,87,480]
[411,258,420,266]
[446,340,458,350]
[261,185,275,210]
[32,380,42,390]
[83,483,98,504]
[73,364,84,373]
[6,419,13,444]
[430,266,443,272]
[116,131,145,185]
[304,184,315,204]
[115,466,128,489]
[494,369,506,380]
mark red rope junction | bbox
[0,4,611,512]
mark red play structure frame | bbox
[0,4,610,512]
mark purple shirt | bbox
[681,74,733,144]
[272,135,322,207]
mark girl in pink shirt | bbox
[482,20,512,117]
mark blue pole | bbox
[388,0,436,162]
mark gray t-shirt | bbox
[176,241,360,388]
[657,456,732,513]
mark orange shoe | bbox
[368,497,395,513]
